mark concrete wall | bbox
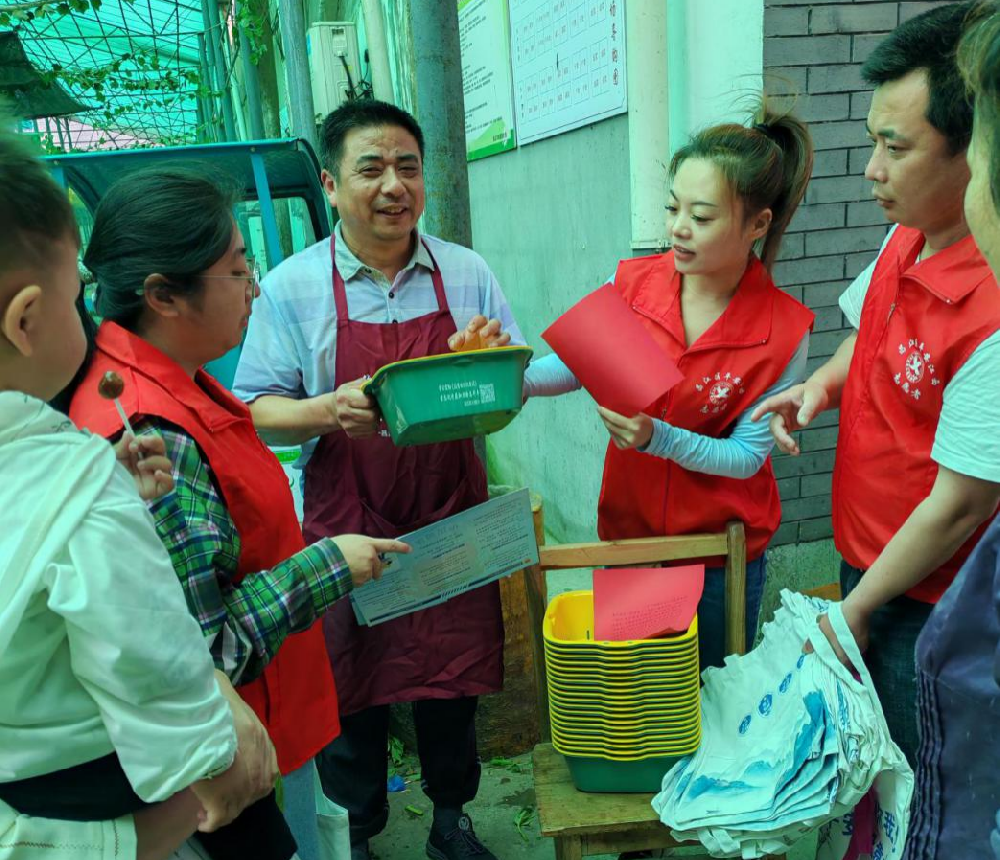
[471,116,634,544]
[667,0,765,153]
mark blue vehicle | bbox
[47,138,332,387]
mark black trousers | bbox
[316,696,481,844]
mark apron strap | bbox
[330,235,350,321]
[421,240,449,312]
[331,235,449,317]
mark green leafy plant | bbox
[514,806,535,841]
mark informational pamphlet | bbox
[350,488,538,626]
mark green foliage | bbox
[0,0,110,27]
[513,806,535,841]
[234,0,268,66]
[4,0,211,147]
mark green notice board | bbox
[459,0,517,161]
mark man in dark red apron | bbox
[233,100,524,860]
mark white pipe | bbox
[627,0,670,249]
[362,0,394,101]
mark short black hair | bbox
[861,1,976,153]
[0,120,79,279]
[318,99,425,178]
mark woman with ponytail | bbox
[525,102,816,669]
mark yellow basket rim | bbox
[543,589,699,647]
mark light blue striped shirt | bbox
[234,223,525,407]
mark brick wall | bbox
[763,0,938,545]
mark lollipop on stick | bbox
[97,371,139,445]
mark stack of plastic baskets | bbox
[544,590,702,792]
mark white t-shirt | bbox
[839,226,1000,483]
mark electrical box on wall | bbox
[306,22,362,119]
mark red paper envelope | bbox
[541,283,683,415]
[593,565,705,641]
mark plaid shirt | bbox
[136,417,351,685]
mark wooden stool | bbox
[534,743,681,859]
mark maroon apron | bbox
[303,236,504,716]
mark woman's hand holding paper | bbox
[598,406,655,451]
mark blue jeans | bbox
[840,560,933,767]
[282,759,320,860]
[697,555,767,671]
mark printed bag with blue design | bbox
[652,590,913,859]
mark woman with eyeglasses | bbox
[63,167,409,860]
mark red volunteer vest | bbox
[834,226,1000,603]
[598,252,814,560]
[70,322,340,774]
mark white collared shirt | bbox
[233,224,525,456]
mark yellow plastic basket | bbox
[544,590,699,648]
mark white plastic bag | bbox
[814,602,911,860]
[314,762,351,860]
[653,590,912,859]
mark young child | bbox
[0,123,261,858]
[525,101,815,669]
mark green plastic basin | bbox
[364,346,533,447]
[562,752,687,793]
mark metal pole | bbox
[251,151,284,267]
[239,25,266,140]
[408,0,471,246]
[54,116,67,151]
[201,0,236,141]
[197,32,219,141]
[277,0,318,151]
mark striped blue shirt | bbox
[233,223,525,413]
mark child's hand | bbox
[115,433,174,500]
[598,407,655,450]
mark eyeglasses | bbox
[200,258,262,297]
[133,260,262,301]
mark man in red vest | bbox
[754,1,1000,767]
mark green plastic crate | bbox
[562,752,687,793]
[364,346,533,447]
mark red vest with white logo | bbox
[598,252,815,560]
[833,226,1000,602]
[70,322,340,774]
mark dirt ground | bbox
[368,749,818,860]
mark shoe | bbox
[350,842,371,860]
[426,813,496,859]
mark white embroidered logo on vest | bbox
[695,371,746,414]
[893,339,940,401]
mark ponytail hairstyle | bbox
[83,165,238,331]
[50,166,238,415]
[668,99,814,271]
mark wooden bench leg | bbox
[554,835,583,860]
